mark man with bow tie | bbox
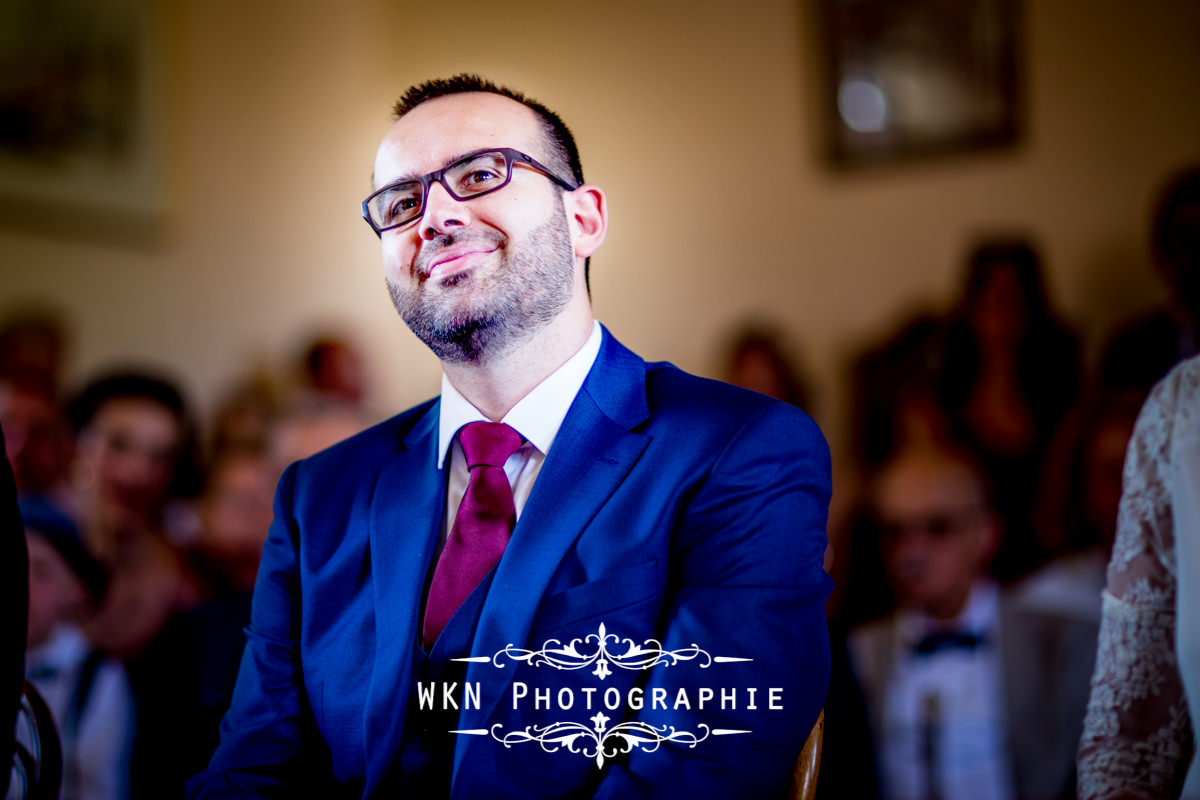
[847,445,1097,800]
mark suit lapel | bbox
[997,595,1029,792]
[362,402,444,796]
[454,330,651,780]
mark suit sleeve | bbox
[187,462,334,798]
[593,403,833,799]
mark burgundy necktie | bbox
[422,421,524,648]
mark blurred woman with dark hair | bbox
[721,324,813,411]
[939,238,1082,580]
[66,371,202,661]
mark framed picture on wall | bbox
[816,0,1022,169]
[0,0,175,242]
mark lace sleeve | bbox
[1078,360,1200,800]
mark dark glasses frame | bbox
[361,147,579,237]
[877,505,987,543]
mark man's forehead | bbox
[876,455,983,514]
[375,92,543,183]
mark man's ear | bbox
[567,185,607,259]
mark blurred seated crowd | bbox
[2,325,374,798]
[4,163,1198,799]
[719,165,1199,800]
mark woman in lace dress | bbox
[1078,354,1200,799]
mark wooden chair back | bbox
[789,710,825,800]
[11,680,62,800]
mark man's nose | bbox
[420,179,470,240]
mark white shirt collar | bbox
[897,579,1000,645]
[437,320,603,467]
[26,624,87,673]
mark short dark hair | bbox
[393,74,584,187]
[961,238,1048,319]
[392,74,591,291]
[67,369,202,498]
[67,371,188,435]
[19,496,108,605]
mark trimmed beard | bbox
[387,200,576,365]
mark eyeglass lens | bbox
[879,507,983,542]
[369,151,511,230]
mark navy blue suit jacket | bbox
[191,328,832,798]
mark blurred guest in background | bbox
[721,323,813,410]
[192,446,274,594]
[848,443,1096,800]
[132,446,275,798]
[266,403,371,478]
[849,312,953,471]
[293,334,369,415]
[66,371,202,660]
[21,496,135,800]
[1038,389,1146,558]
[1100,165,1200,392]
[939,238,1081,579]
[1079,354,1200,800]
[207,371,279,457]
[0,307,70,394]
[837,313,953,626]
[0,368,74,504]
[1019,387,1146,626]
[261,334,375,476]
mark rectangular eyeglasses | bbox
[361,147,579,237]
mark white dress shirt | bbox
[436,321,603,543]
[877,581,1014,800]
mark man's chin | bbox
[420,316,501,364]
[433,266,478,289]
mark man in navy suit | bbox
[191,74,832,799]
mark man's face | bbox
[372,93,582,364]
[875,450,995,619]
[201,451,274,591]
[76,397,181,520]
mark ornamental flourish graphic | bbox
[488,714,732,768]
[452,714,754,769]
[453,621,752,680]
[448,622,761,767]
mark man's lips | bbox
[423,245,499,278]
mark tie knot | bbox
[459,421,523,469]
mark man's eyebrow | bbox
[373,150,482,189]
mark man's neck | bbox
[917,583,977,624]
[442,306,595,421]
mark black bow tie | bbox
[912,631,985,656]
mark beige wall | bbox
[2,0,1199,469]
